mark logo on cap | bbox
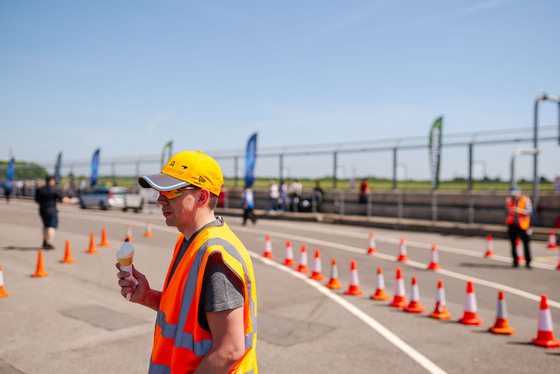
[199,176,206,183]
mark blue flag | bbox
[245,133,258,187]
[7,158,15,181]
[54,152,62,185]
[90,148,100,187]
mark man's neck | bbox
[179,210,216,240]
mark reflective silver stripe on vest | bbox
[149,358,171,374]
[155,234,257,356]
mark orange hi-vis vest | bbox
[150,222,257,373]
[506,195,530,230]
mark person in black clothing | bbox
[34,175,74,249]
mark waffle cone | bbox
[118,257,133,267]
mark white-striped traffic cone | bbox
[397,238,409,262]
[262,234,274,259]
[325,258,342,289]
[404,277,425,313]
[429,280,451,320]
[144,221,153,237]
[309,249,325,281]
[547,231,557,250]
[370,267,390,301]
[488,290,515,335]
[458,281,483,325]
[484,234,494,257]
[125,224,134,242]
[367,232,376,255]
[515,238,526,263]
[427,243,441,271]
[532,294,560,348]
[0,264,9,298]
[344,260,363,296]
[283,240,296,267]
[390,267,407,308]
[297,244,309,274]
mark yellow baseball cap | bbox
[138,151,223,196]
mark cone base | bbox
[397,255,409,262]
[367,248,376,255]
[283,260,296,267]
[484,251,494,258]
[310,273,325,281]
[60,258,75,264]
[459,316,483,325]
[345,286,363,296]
[427,263,441,271]
[86,249,98,254]
[297,266,309,274]
[99,243,110,247]
[532,337,560,348]
[390,297,407,308]
[0,287,9,298]
[31,271,49,278]
[144,233,153,238]
[125,236,134,242]
[430,311,452,320]
[547,245,557,249]
[405,303,425,313]
[262,252,274,259]
[325,279,341,289]
[489,325,515,335]
[371,291,390,301]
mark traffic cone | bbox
[309,249,325,281]
[144,221,153,237]
[344,260,363,296]
[370,267,390,300]
[397,238,408,262]
[556,248,560,270]
[427,243,441,271]
[60,240,75,264]
[484,234,494,257]
[31,249,49,277]
[429,280,451,319]
[86,232,98,254]
[367,232,376,255]
[515,238,526,263]
[390,267,407,308]
[547,231,557,249]
[404,277,425,313]
[125,224,134,242]
[99,227,110,247]
[532,294,560,348]
[0,264,9,297]
[262,235,274,259]
[325,258,342,289]
[488,290,515,335]
[458,281,483,325]
[297,244,310,274]
[283,240,296,267]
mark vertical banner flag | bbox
[245,133,258,187]
[429,117,443,190]
[90,148,100,187]
[7,158,15,181]
[54,152,62,185]
[161,141,173,169]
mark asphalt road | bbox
[1,200,559,373]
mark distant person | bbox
[2,179,14,203]
[268,180,279,212]
[279,180,289,211]
[505,186,532,268]
[34,175,75,249]
[291,179,303,211]
[359,178,370,214]
[242,185,257,225]
[79,179,87,196]
[313,181,324,212]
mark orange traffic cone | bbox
[0,264,9,297]
[484,234,494,257]
[429,280,451,319]
[488,290,515,335]
[515,238,526,263]
[99,227,110,247]
[397,238,408,262]
[325,258,342,289]
[125,224,134,242]
[60,240,75,264]
[556,248,560,270]
[404,277,425,313]
[297,244,310,274]
[390,267,407,308]
[86,232,98,254]
[370,267,390,300]
[547,231,557,249]
[309,249,325,281]
[31,249,49,277]
[144,221,153,237]
[532,294,560,348]
[427,243,441,271]
[345,260,363,296]
[262,235,274,259]
[367,232,376,255]
[283,240,296,267]
[458,281,483,325]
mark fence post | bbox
[392,147,397,190]
[367,193,372,217]
[333,151,338,189]
[468,193,474,224]
[431,191,438,223]
[397,190,403,221]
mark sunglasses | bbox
[159,186,200,200]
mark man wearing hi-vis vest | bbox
[505,186,533,269]
[116,151,257,373]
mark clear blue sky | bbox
[1,0,559,181]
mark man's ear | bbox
[197,189,210,207]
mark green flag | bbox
[161,141,173,168]
[429,117,443,190]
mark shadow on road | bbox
[2,246,41,251]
